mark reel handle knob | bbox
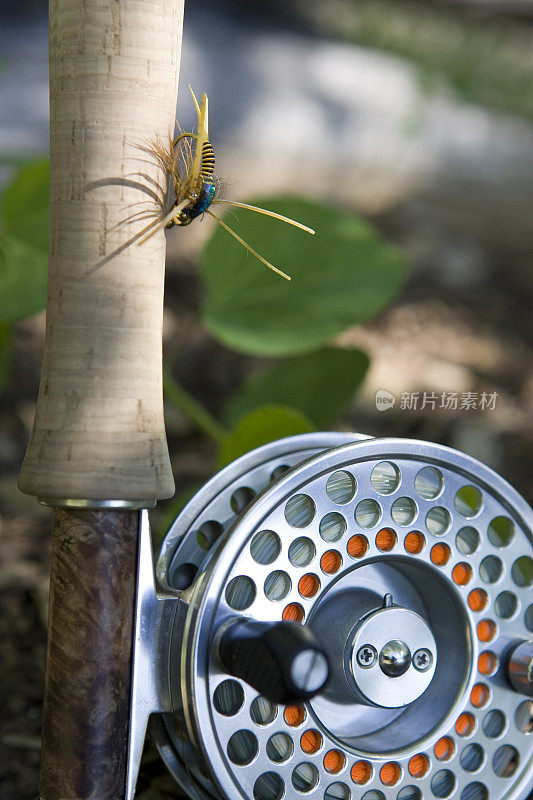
[218,619,329,704]
[507,640,533,698]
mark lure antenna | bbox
[207,210,291,281]
[216,199,315,235]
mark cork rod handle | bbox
[19,0,184,504]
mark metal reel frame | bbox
[153,433,533,800]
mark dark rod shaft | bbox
[39,509,139,800]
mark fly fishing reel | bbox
[128,433,533,800]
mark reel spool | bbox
[147,433,533,800]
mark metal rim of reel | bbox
[153,433,533,800]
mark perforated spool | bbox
[154,434,533,800]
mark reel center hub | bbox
[350,601,437,708]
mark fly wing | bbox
[187,87,209,192]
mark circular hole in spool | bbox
[285,494,315,528]
[254,772,285,800]
[525,604,533,632]
[456,526,480,555]
[431,543,451,566]
[355,499,382,528]
[351,761,372,785]
[434,737,455,761]
[264,570,292,602]
[515,700,533,734]
[478,651,498,676]
[426,507,451,536]
[325,782,351,800]
[169,561,198,590]
[493,744,519,777]
[213,680,244,716]
[361,793,385,800]
[371,461,400,495]
[320,512,347,542]
[470,683,490,708]
[483,709,506,738]
[454,486,483,518]
[327,471,356,504]
[468,589,487,612]
[487,516,515,548]
[284,705,306,727]
[415,466,444,499]
[376,528,397,552]
[300,729,323,754]
[460,743,484,772]
[452,562,472,586]
[431,770,456,798]
[404,531,425,554]
[266,732,294,763]
[226,575,256,610]
[380,763,401,786]
[495,590,518,619]
[250,696,277,725]
[324,750,346,774]
[512,555,533,588]
[477,619,496,643]
[271,464,290,482]
[347,534,368,559]
[283,602,305,622]
[298,573,320,598]
[292,762,319,793]
[196,520,223,550]
[391,497,417,526]
[321,550,342,574]
[480,555,503,584]
[455,712,476,737]
[408,754,429,778]
[230,486,255,514]
[461,783,488,800]
[289,537,316,567]
[251,531,281,565]
[227,729,259,765]
[397,788,422,800]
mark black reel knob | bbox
[218,619,330,704]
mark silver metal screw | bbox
[356,644,377,668]
[412,648,433,672]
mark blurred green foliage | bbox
[1,159,50,254]
[202,197,406,357]
[224,348,370,430]
[218,405,315,467]
[0,158,409,498]
[0,160,49,322]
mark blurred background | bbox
[0,1,532,798]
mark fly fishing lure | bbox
[133,88,314,280]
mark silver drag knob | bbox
[507,641,533,698]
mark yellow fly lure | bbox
[134,87,314,280]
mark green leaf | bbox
[1,158,49,253]
[218,404,315,467]
[201,196,408,357]
[0,236,48,322]
[225,348,369,429]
